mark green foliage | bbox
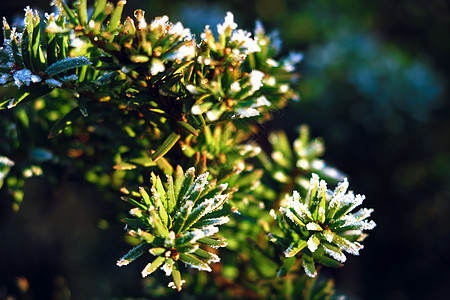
[270,174,375,278]
[117,167,233,290]
[0,0,375,298]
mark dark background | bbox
[1,0,449,299]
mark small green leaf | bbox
[174,233,200,249]
[165,175,176,214]
[188,114,206,130]
[139,187,152,207]
[284,208,305,226]
[313,249,343,268]
[20,84,52,107]
[200,184,228,202]
[172,201,193,235]
[193,248,220,263]
[179,253,211,272]
[152,132,181,162]
[31,19,46,72]
[58,0,79,25]
[116,243,151,266]
[181,199,213,232]
[21,29,33,70]
[285,239,307,258]
[328,232,362,255]
[46,56,92,77]
[149,247,166,256]
[48,106,82,138]
[318,242,345,262]
[106,0,126,33]
[177,121,198,136]
[171,262,182,291]
[175,243,199,254]
[148,207,170,239]
[55,29,69,61]
[150,174,169,227]
[333,201,358,221]
[120,196,148,211]
[122,218,148,229]
[277,256,296,278]
[130,54,149,63]
[128,157,157,167]
[196,202,234,225]
[141,256,166,277]
[152,173,167,201]
[302,251,317,277]
[177,167,195,203]
[113,161,137,170]
[155,156,174,175]
[173,165,185,201]
[184,172,209,204]
[197,237,227,248]
[137,229,156,243]
[92,0,107,20]
[161,73,182,91]
[1,84,52,110]
[10,33,22,65]
[77,0,88,25]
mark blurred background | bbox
[1,0,449,299]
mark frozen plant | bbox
[0,0,375,298]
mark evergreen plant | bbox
[0,1,375,298]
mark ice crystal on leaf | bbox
[150,15,169,31]
[282,52,304,72]
[150,59,165,75]
[248,70,265,93]
[231,29,261,54]
[0,74,10,85]
[45,78,62,87]
[234,107,260,118]
[217,12,237,35]
[13,69,41,87]
[168,22,192,40]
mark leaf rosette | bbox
[270,174,376,278]
[117,166,236,291]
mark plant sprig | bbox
[117,166,236,291]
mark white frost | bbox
[248,70,265,93]
[323,246,347,263]
[282,52,304,72]
[169,22,191,40]
[230,81,241,93]
[150,60,165,75]
[13,69,41,87]
[234,107,260,118]
[0,73,11,85]
[254,20,265,35]
[45,78,62,87]
[252,95,271,108]
[150,15,169,31]
[217,12,237,35]
[306,222,322,231]
[307,235,320,252]
[161,260,173,276]
[230,29,260,54]
[168,280,186,290]
[0,156,14,167]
